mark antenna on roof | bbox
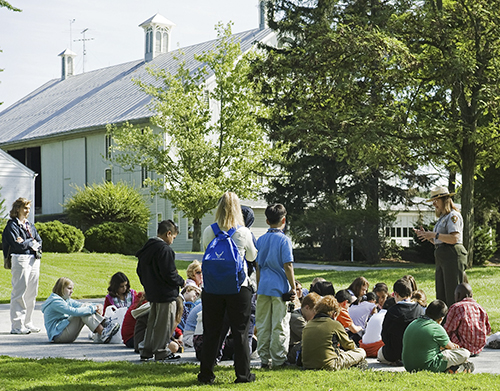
[69,19,75,50]
[74,28,94,73]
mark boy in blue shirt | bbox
[255,204,296,368]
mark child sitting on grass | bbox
[103,272,138,313]
[444,283,491,356]
[302,295,366,370]
[402,299,473,373]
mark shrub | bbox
[34,221,85,253]
[84,222,147,255]
[64,181,151,231]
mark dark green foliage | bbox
[473,225,497,265]
[64,182,151,231]
[34,221,84,253]
[381,239,404,261]
[84,222,147,255]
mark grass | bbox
[1,252,499,389]
[0,357,499,390]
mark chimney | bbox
[58,49,77,80]
[139,14,176,62]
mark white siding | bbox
[41,143,64,214]
[0,149,36,222]
[63,138,86,203]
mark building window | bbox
[105,168,112,182]
[68,57,73,76]
[155,31,162,53]
[403,227,408,238]
[162,32,168,52]
[146,28,153,53]
[141,165,149,188]
[105,134,112,159]
[396,227,401,237]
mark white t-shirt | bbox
[349,301,376,329]
[362,309,387,344]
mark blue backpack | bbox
[202,223,246,295]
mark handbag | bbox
[3,246,12,269]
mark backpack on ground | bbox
[202,223,246,295]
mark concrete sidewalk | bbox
[1,301,499,374]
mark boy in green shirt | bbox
[402,300,474,373]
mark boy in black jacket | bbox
[377,278,424,365]
[136,220,185,361]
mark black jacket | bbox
[381,301,425,362]
[136,237,184,303]
[2,218,42,259]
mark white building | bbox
[383,198,440,247]
[0,149,37,223]
[0,14,275,251]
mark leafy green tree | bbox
[391,0,500,266]
[252,0,429,262]
[64,181,151,231]
[110,23,285,251]
[0,1,20,11]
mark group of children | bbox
[39,202,492,377]
[284,274,491,373]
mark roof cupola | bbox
[139,14,176,62]
[58,49,77,80]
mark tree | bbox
[0,1,21,11]
[391,0,500,266]
[110,23,285,251]
[251,0,430,262]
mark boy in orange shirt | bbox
[335,290,362,345]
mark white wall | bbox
[0,150,36,223]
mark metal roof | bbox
[0,28,274,147]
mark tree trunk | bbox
[191,217,202,252]
[448,169,456,193]
[461,140,475,268]
[365,170,381,264]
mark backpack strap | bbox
[227,226,237,237]
[211,223,222,236]
[212,223,240,237]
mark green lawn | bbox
[1,252,499,390]
[0,356,499,390]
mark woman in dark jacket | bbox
[2,197,42,334]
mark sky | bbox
[0,0,263,110]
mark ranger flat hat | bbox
[426,186,455,202]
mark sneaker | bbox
[25,324,41,333]
[447,361,475,374]
[156,352,181,361]
[99,321,120,343]
[11,328,31,334]
[92,333,103,343]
